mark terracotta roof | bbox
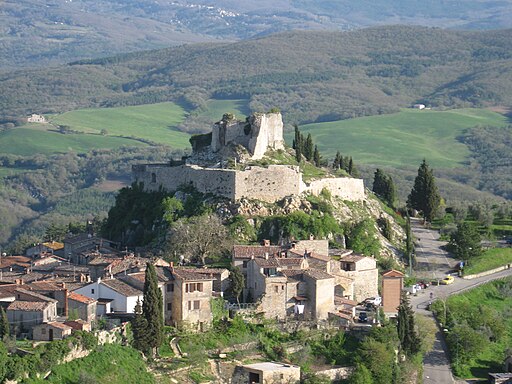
[329,248,354,257]
[171,268,215,281]
[68,292,96,304]
[308,252,331,262]
[0,256,31,269]
[382,269,405,278]
[277,258,304,267]
[254,257,281,268]
[64,233,97,244]
[27,281,66,291]
[7,300,51,311]
[45,322,72,330]
[15,288,58,302]
[232,245,281,259]
[280,269,304,281]
[101,278,142,297]
[334,296,358,306]
[303,269,334,280]
[64,319,89,330]
[329,311,352,320]
[193,268,228,275]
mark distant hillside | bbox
[2,26,512,127]
[2,0,512,68]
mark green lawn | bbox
[295,108,509,168]
[464,248,512,275]
[0,128,146,156]
[49,102,190,148]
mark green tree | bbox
[449,222,481,263]
[131,299,150,354]
[142,263,164,357]
[357,338,394,384]
[407,159,441,223]
[333,151,341,170]
[397,293,421,356]
[405,214,415,272]
[348,157,354,175]
[162,196,183,225]
[304,133,314,161]
[350,364,374,384]
[347,219,381,257]
[0,307,9,339]
[313,145,321,167]
[230,267,244,306]
[372,169,397,209]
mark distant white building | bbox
[27,114,47,123]
[412,104,426,110]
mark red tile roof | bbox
[7,300,51,311]
[68,292,96,304]
[171,268,215,281]
[232,245,281,259]
[303,269,334,280]
[46,322,72,330]
[382,269,405,278]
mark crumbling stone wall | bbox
[305,177,365,201]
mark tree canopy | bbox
[407,160,441,222]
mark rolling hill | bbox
[2,0,512,68]
[2,26,512,129]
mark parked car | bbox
[364,296,382,306]
[417,281,430,289]
[441,275,455,285]
[358,312,368,323]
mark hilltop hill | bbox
[2,26,512,127]
[2,0,512,68]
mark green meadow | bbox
[0,127,146,156]
[196,99,251,121]
[49,102,190,148]
[297,108,509,168]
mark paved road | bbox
[409,219,512,384]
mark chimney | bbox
[309,234,314,240]
[169,261,174,273]
[263,239,270,247]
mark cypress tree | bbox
[450,222,481,263]
[372,169,397,209]
[333,151,341,169]
[292,124,300,150]
[397,293,421,356]
[405,214,415,273]
[348,157,354,175]
[0,307,9,339]
[131,299,150,354]
[313,145,321,167]
[339,156,345,171]
[407,160,441,223]
[142,263,164,357]
[304,133,314,161]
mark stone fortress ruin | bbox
[132,112,365,203]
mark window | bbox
[194,300,200,310]
[166,283,174,292]
[167,303,172,311]
[186,283,203,293]
[274,286,279,293]
[41,328,46,334]
[187,301,192,311]
[242,260,248,268]
[151,173,157,183]
[91,289,95,294]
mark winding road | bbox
[408,219,512,384]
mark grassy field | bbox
[444,278,512,378]
[296,108,509,168]
[196,99,250,122]
[49,102,190,148]
[0,127,146,156]
[464,248,512,275]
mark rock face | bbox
[211,112,284,160]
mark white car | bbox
[364,296,382,306]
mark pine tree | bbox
[142,263,164,357]
[230,267,244,306]
[397,293,421,356]
[0,307,9,339]
[304,133,314,161]
[407,160,441,223]
[313,145,321,167]
[131,299,149,354]
[450,222,481,263]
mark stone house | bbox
[334,254,379,302]
[64,319,92,332]
[165,268,216,330]
[7,297,58,335]
[25,281,68,316]
[63,233,118,264]
[381,269,404,316]
[68,292,97,323]
[33,322,72,341]
[233,362,300,384]
[26,241,64,257]
[232,243,282,278]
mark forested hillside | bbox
[2,0,512,68]
[2,26,512,127]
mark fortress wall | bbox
[132,164,237,199]
[248,113,285,159]
[306,178,365,201]
[234,165,302,202]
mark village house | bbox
[26,241,64,258]
[381,269,405,316]
[24,281,68,316]
[7,289,58,335]
[68,291,97,323]
[27,114,47,123]
[233,362,301,384]
[64,319,92,332]
[63,233,118,264]
[32,322,72,341]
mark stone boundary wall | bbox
[305,177,365,201]
[316,366,354,381]
[463,264,511,280]
[132,163,365,203]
